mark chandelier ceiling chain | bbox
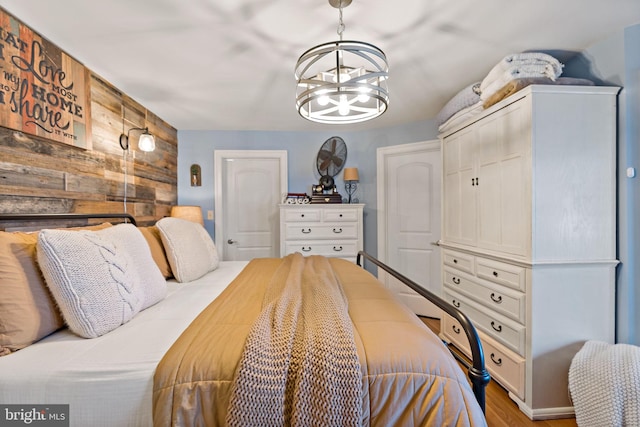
[295,0,389,125]
[337,2,345,39]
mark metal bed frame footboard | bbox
[357,250,490,413]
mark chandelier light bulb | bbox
[357,86,370,103]
[339,95,350,116]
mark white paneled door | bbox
[214,150,287,261]
[377,141,442,318]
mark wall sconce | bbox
[119,127,156,152]
[190,164,202,186]
[343,167,359,203]
[170,205,204,226]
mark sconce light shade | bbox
[119,127,155,152]
[138,131,156,152]
[343,167,359,181]
[170,205,204,226]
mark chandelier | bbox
[295,0,389,124]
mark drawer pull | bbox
[452,277,461,285]
[301,214,305,218]
[453,259,458,264]
[333,228,343,233]
[452,325,461,334]
[493,271,499,277]
[452,299,460,308]
[490,353,503,366]
[333,246,343,252]
[491,321,503,333]
[339,214,343,217]
[301,228,311,234]
[490,293,503,304]
[301,246,312,252]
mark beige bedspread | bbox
[153,255,486,426]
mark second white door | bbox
[377,140,442,318]
[214,150,287,261]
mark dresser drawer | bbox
[444,289,525,356]
[283,209,321,222]
[443,250,474,274]
[284,224,358,240]
[476,257,526,291]
[481,331,525,400]
[323,209,359,222]
[284,242,358,257]
[444,268,525,323]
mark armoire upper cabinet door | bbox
[442,126,476,247]
[475,101,531,257]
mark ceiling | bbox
[2,0,639,132]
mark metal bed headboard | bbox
[0,213,136,226]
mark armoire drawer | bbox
[481,331,526,400]
[442,314,525,401]
[284,224,358,240]
[476,257,526,291]
[444,289,525,356]
[443,250,474,274]
[444,268,525,323]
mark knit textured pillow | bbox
[37,224,167,338]
[156,217,219,283]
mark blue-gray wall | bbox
[178,22,640,345]
[178,120,438,259]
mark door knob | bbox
[227,239,236,244]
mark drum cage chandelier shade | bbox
[295,0,389,124]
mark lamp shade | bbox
[344,167,359,181]
[170,205,204,226]
[138,132,156,152]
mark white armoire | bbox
[438,85,619,420]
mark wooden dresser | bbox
[279,204,364,262]
[438,85,619,420]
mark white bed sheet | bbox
[0,261,248,427]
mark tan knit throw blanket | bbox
[226,253,363,427]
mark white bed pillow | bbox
[156,217,219,282]
[37,224,167,338]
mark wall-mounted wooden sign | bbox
[0,9,92,149]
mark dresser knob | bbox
[493,271,499,277]
[453,259,458,264]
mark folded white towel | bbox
[480,64,561,101]
[480,52,563,94]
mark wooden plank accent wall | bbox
[0,72,178,226]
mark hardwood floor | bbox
[419,317,577,427]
